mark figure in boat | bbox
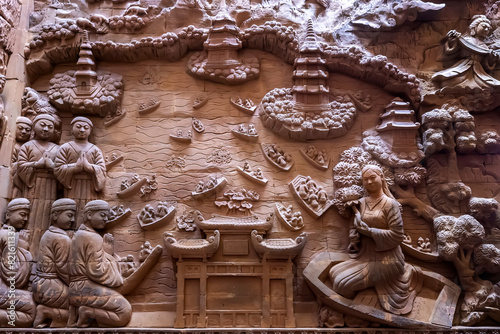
[432,15,500,91]
[329,165,423,315]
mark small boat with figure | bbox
[106,205,132,229]
[138,99,161,115]
[137,202,177,230]
[192,118,205,133]
[170,129,192,143]
[105,153,124,171]
[104,110,126,128]
[300,145,329,170]
[230,97,256,115]
[192,176,227,200]
[275,203,304,231]
[193,94,209,109]
[261,143,294,171]
[232,123,258,142]
[303,251,461,329]
[237,162,268,185]
[117,175,148,199]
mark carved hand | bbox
[18,230,30,250]
[447,29,460,39]
[103,233,115,255]
[43,152,55,170]
[82,152,93,173]
[354,216,372,237]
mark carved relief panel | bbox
[1,0,500,330]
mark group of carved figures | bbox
[0,197,158,328]
[11,115,106,250]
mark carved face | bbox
[54,209,75,230]
[475,21,491,39]
[87,209,109,230]
[15,123,32,142]
[72,121,92,140]
[33,119,55,141]
[6,208,30,229]
[362,169,383,195]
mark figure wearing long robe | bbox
[69,224,131,327]
[329,196,422,315]
[32,226,71,323]
[54,142,106,220]
[0,225,35,327]
[16,140,59,249]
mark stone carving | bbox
[69,200,162,327]
[117,174,156,199]
[192,94,208,109]
[138,99,161,115]
[206,147,232,165]
[106,205,132,229]
[351,0,445,31]
[192,176,227,200]
[47,32,124,117]
[165,213,302,327]
[229,97,256,115]
[0,198,35,327]
[186,7,259,84]
[175,210,202,231]
[165,155,186,171]
[362,98,424,167]
[54,117,106,220]
[215,188,260,214]
[191,117,204,133]
[289,175,331,218]
[15,114,59,249]
[32,198,75,328]
[430,15,500,112]
[300,145,329,170]
[170,129,192,143]
[236,161,268,185]
[275,203,304,231]
[7,0,500,329]
[261,143,293,171]
[232,123,258,141]
[10,117,33,198]
[137,202,176,230]
[105,153,124,171]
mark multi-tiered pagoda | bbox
[292,20,330,113]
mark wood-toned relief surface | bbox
[1,0,500,329]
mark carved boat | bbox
[163,230,220,259]
[289,175,332,219]
[194,213,272,233]
[193,94,208,109]
[170,133,192,143]
[299,146,329,170]
[231,127,258,142]
[105,208,132,229]
[116,245,163,295]
[105,155,124,171]
[236,166,268,185]
[138,99,161,115]
[303,251,461,329]
[261,143,294,171]
[251,230,307,259]
[229,97,256,115]
[401,242,441,262]
[191,117,205,133]
[191,177,227,200]
[275,203,304,231]
[104,110,127,128]
[116,177,148,199]
[138,206,176,231]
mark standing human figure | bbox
[10,117,33,198]
[54,117,106,224]
[15,114,59,250]
[32,198,76,328]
